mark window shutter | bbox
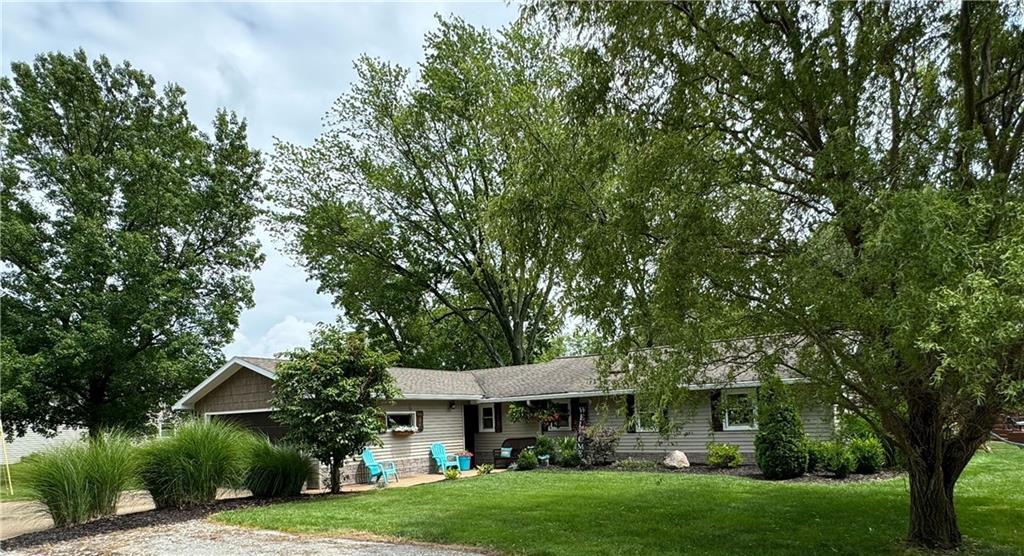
[626,394,636,433]
[570,398,581,430]
[416,411,424,432]
[494,403,502,433]
[710,390,723,432]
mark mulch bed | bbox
[0,493,343,551]
[538,463,904,483]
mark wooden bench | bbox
[492,437,536,469]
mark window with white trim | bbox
[479,404,496,432]
[722,389,756,431]
[548,400,571,430]
[386,411,416,430]
[634,398,658,433]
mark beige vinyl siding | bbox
[475,403,541,464]
[194,368,275,414]
[591,393,834,463]
[365,400,466,465]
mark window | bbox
[479,404,496,432]
[634,400,658,433]
[722,389,756,431]
[548,400,571,430]
[386,411,416,430]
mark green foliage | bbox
[245,441,311,498]
[538,2,1024,547]
[515,449,539,471]
[705,442,743,469]
[556,436,582,468]
[820,442,856,479]
[444,467,462,480]
[0,50,264,437]
[138,419,254,509]
[25,432,139,526]
[754,376,807,480]
[270,327,397,493]
[849,438,886,475]
[533,435,559,462]
[269,18,578,369]
[578,425,620,466]
[610,458,660,472]
[475,464,494,475]
[806,440,828,473]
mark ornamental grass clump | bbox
[139,419,254,509]
[25,431,139,526]
[245,440,312,498]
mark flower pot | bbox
[458,455,472,471]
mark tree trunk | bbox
[330,456,342,494]
[907,462,961,549]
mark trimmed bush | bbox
[556,436,582,467]
[533,435,559,463]
[706,442,743,468]
[25,432,138,526]
[139,419,254,509]
[754,376,807,479]
[806,439,828,472]
[578,425,620,466]
[820,441,855,478]
[245,441,311,498]
[515,449,539,470]
[850,437,885,474]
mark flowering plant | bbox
[391,425,417,433]
[457,451,473,457]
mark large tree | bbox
[1,51,264,437]
[540,1,1024,549]
[271,18,587,368]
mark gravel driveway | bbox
[3,519,482,556]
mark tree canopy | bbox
[270,18,593,369]
[270,327,398,493]
[536,1,1024,549]
[1,50,265,437]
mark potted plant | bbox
[457,451,473,471]
[391,425,416,437]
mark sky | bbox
[1,1,518,358]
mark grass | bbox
[0,462,35,501]
[215,442,1024,555]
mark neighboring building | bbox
[173,353,834,486]
[2,428,84,463]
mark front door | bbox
[463,404,478,466]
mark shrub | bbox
[610,458,660,472]
[443,467,461,480]
[820,441,855,478]
[806,439,828,472]
[754,376,807,479]
[556,436,582,467]
[850,437,886,474]
[706,442,743,468]
[475,464,494,475]
[139,419,254,509]
[515,449,539,470]
[245,441,311,498]
[25,432,138,526]
[533,435,559,463]
[578,425,620,466]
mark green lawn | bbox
[215,443,1023,555]
[0,462,34,501]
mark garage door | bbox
[210,412,289,442]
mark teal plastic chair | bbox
[431,442,459,473]
[362,448,399,484]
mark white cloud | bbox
[226,315,318,358]
[2,1,517,357]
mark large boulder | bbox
[662,450,690,469]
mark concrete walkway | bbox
[1,468,500,540]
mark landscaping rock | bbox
[662,451,690,469]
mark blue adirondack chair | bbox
[431,442,459,473]
[362,448,399,484]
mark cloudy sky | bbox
[2,1,517,357]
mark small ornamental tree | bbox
[271,327,398,493]
[754,374,807,480]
